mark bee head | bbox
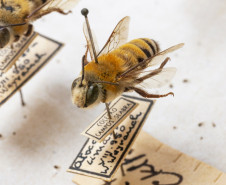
[0,27,10,48]
[71,77,100,108]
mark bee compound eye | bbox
[71,80,77,90]
[86,84,99,107]
[0,28,10,48]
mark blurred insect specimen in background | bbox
[0,0,79,106]
[71,8,184,118]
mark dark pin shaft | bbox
[105,103,117,139]
[14,64,25,106]
[81,8,98,64]
[80,55,85,86]
[105,103,111,119]
[18,89,25,106]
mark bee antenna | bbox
[0,22,27,29]
[81,8,99,64]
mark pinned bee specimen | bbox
[71,8,184,118]
[0,0,79,106]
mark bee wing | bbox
[97,16,130,56]
[136,68,177,89]
[83,22,100,61]
[148,43,184,67]
[119,43,184,79]
[26,0,79,21]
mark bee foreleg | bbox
[24,24,33,37]
[14,35,20,42]
[128,86,174,98]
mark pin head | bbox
[81,8,89,17]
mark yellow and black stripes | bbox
[141,38,159,56]
[111,38,159,68]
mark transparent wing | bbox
[97,16,130,56]
[148,43,184,67]
[83,22,100,61]
[119,43,184,79]
[137,68,177,89]
[26,0,79,21]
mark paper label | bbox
[68,95,154,181]
[72,131,226,185]
[0,32,38,72]
[0,34,63,106]
[82,97,138,142]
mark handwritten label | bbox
[0,34,63,106]
[82,97,138,142]
[72,131,226,185]
[0,32,38,72]
[68,95,154,181]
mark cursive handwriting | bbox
[103,150,183,185]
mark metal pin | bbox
[81,8,99,64]
[80,55,85,86]
[105,103,111,119]
[105,103,117,139]
[14,64,25,106]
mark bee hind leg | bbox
[136,57,171,83]
[35,8,71,19]
[128,86,174,98]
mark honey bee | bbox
[0,0,79,49]
[71,9,184,116]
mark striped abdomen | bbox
[30,0,48,8]
[111,38,159,67]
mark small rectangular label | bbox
[0,32,38,72]
[82,97,138,142]
[0,34,63,106]
[68,95,154,181]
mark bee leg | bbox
[14,64,26,106]
[24,24,33,37]
[45,8,71,15]
[14,35,20,42]
[10,35,20,49]
[34,8,71,20]
[136,57,171,83]
[159,57,171,69]
[129,87,174,98]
